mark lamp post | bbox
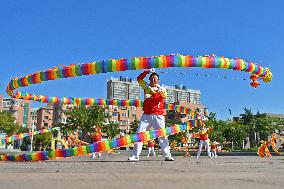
[30,123,35,152]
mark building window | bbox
[121,120,128,125]
[12,100,19,106]
[132,113,137,119]
[112,112,118,117]
[62,118,67,123]
[121,112,126,117]
[44,116,49,120]
[44,123,48,127]
[3,101,11,107]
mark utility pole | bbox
[30,123,35,152]
[127,109,130,134]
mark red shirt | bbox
[92,133,102,142]
[148,140,155,147]
[199,128,211,141]
[199,133,209,141]
[211,144,217,150]
[137,71,167,115]
[92,127,102,142]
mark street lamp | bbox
[30,123,35,152]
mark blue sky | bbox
[1,0,283,120]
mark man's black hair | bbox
[149,72,160,80]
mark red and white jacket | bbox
[211,144,217,151]
[148,140,155,148]
[92,127,102,142]
[137,71,167,115]
[198,127,212,141]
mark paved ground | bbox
[0,151,283,189]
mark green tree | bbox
[33,132,52,151]
[18,127,31,151]
[207,112,217,122]
[52,122,68,139]
[206,112,247,150]
[65,105,108,135]
[17,127,29,134]
[222,120,247,149]
[240,108,254,125]
[129,119,139,134]
[102,121,120,139]
[207,120,226,145]
[0,112,20,136]
[254,113,280,144]
[239,109,281,148]
[240,108,256,147]
[205,112,225,145]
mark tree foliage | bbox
[129,119,139,134]
[102,121,120,139]
[64,105,108,134]
[206,108,282,149]
[33,132,52,150]
[0,112,20,136]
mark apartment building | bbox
[107,105,143,133]
[30,108,38,130]
[36,104,54,129]
[164,84,201,104]
[107,76,141,100]
[163,84,206,122]
[53,104,70,125]
[1,96,32,128]
[106,77,143,131]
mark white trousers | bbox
[197,139,211,157]
[147,147,156,157]
[211,150,217,157]
[132,114,171,158]
[91,152,101,158]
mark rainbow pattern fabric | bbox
[0,121,197,161]
[0,129,51,145]
[2,54,273,161]
[6,54,272,105]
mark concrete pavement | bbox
[0,152,283,189]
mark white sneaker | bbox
[97,153,102,158]
[91,153,96,159]
[128,155,139,161]
[165,156,174,161]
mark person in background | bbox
[210,141,219,158]
[91,125,102,159]
[146,139,156,158]
[196,123,212,159]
